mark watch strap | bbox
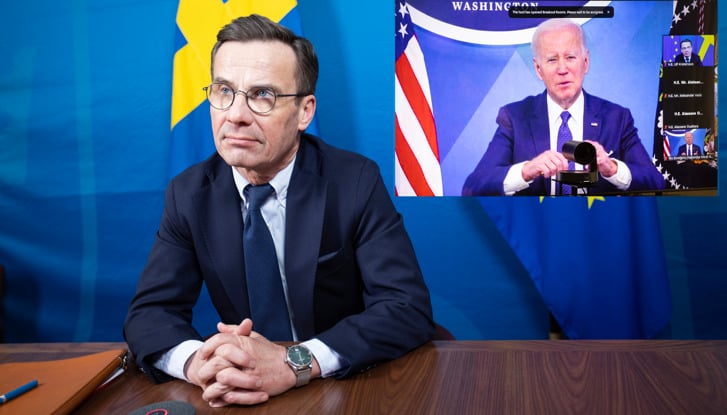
[294,367,311,387]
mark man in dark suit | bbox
[462,19,664,196]
[674,39,703,65]
[678,131,702,157]
[124,14,434,407]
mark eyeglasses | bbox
[203,83,306,114]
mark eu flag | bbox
[480,197,671,339]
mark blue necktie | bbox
[243,184,292,340]
[557,111,574,194]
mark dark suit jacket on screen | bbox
[123,133,435,382]
[674,53,703,65]
[678,143,702,157]
[462,91,665,196]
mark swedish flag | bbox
[169,0,304,177]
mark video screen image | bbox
[394,0,717,196]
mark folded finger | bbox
[213,389,270,407]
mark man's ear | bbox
[297,95,316,131]
[533,58,544,81]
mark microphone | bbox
[128,400,195,415]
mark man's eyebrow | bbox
[210,78,277,90]
[247,82,276,90]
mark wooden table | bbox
[1,340,726,414]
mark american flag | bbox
[394,1,443,196]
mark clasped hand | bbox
[184,319,296,407]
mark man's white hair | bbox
[531,19,588,60]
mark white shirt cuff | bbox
[302,338,345,378]
[154,339,204,382]
[503,162,531,195]
[602,158,632,190]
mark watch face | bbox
[288,345,312,366]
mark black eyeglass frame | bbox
[203,83,308,114]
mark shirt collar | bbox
[546,90,585,126]
[232,156,296,204]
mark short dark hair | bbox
[680,39,693,47]
[211,14,318,95]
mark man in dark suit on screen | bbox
[678,131,702,157]
[462,19,664,196]
[674,38,703,65]
[124,14,434,407]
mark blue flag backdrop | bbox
[0,1,724,343]
[480,197,671,339]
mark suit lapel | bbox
[193,158,249,321]
[525,93,552,193]
[531,92,551,156]
[285,137,326,339]
[582,92,603,143]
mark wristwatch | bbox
[285,344,313,387]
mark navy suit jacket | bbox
[462,91,665,195]
[678,143,702,157]
[675,53,703,66]
[124,133,435,382]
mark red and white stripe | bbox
[663,134,671,160]
[395,29,442,196]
